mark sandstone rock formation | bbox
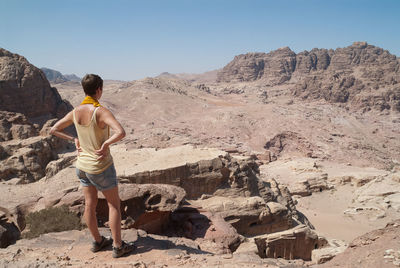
[264,131,319,161]
[0,227,308,267]
[254,224,321,260]
[217,42,400,112]
[0,48,72,119]
[0,134,70,182]
[168,206,242,254]
[116,145,310,233]
[0,111,38,142]
[191,196,292,236]
[20,183,185,234]
[217,47,297,85]
[0,48,74,183]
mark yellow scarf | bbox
[80,96,101,107]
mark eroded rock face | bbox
[0,48,72,119]
[264,131,318,161]
[168,206,242,254]
[0,111,38,142]
[24,183,186,234]
[192,196,291,236]
[0,135,69,182]
[217,47,297,85]
[254,225,320,261]
[117,146,311,237]
[217,42,400,112]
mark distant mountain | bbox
[156,69,219,83]
[63,74,81,82]
[217,42,400,112]
[40,67,81,83]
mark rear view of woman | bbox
[50,74,134,258]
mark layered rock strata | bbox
[117,145,313,238]
[217,42,400,112]
[0,114,70,182]
[254,224,322,260]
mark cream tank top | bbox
[73,107,113,174]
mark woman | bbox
[50,74,134,258]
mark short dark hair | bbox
[81,74,103,96]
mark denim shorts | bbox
[76,164,118,191]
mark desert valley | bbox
[1,42,400,267]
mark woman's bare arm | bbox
[95,107,126,160]
[49,111,74,141]
[49,111,81,153]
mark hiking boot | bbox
[112,241,136,258]
[91,236,113,253]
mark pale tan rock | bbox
[25,183,186,235]
[254,224,319,261]
[191,196,291,236]
[0,135,69,182]
[169,206,241,254]
[311,238,347,264]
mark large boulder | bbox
[168,206,242,254]
[191,196,291,236]
[24,183,186,234]
[254,225,321,261]
[0,135,70,182]
[0,48,72,119]
[117,146,230,199]
[115,145,312,236]
[0,111,38,142]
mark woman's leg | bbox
[102,186,122,248]
[83,185,102,243]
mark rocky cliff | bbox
[0,49,74,183]
[0,48,72,119]
[217,42,400,112]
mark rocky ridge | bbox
[41,67,81,83]
[0,48,74,183]
[217,42,400,112]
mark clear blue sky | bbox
[1,0,399,81]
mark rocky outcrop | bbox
[217,42,400,112]
[168,206,242,254]
[217,47,297,85]
[254,224,321,260]
[117,146,312,238]
[191,196,292,236]
[289,174,331,197]
[0,111,38,142]
[0,48,72,119]
[264,131,318,160]
[22,184,186,234]
[0,135,70,182]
